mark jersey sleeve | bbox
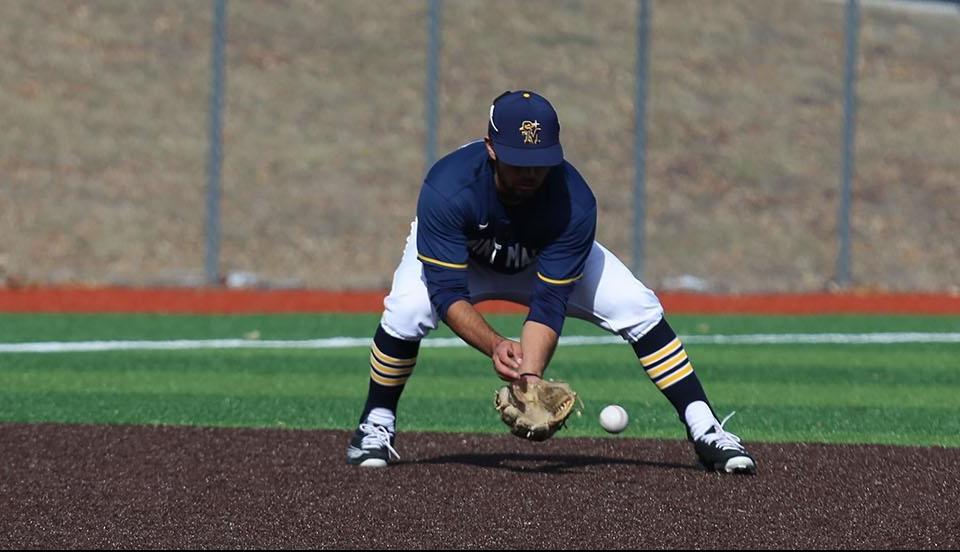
[416,183,471,320]
[526,202,597,335]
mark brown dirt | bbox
[1,423,957,549]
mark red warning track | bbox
[1,287,959,314]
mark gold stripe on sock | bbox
[655,364,694,390]
[370,369,409,387]
[370,353,415,376]
[371,344,417,367]
[645,350,689,379]
[640,337,682,366]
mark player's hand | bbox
[492,338,523,381]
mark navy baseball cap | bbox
[487,90,564,167]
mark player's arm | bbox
[514,320,558,379]
[416,184,523,380]
[524,200,597,377]
[444,300,523,381]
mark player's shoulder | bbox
[422,141,488,198]
[418,141,488,221]
[555,160,596,213]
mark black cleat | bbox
[345,423,399,468]
[693,413,757,475]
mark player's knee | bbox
[381,295,438,340]
[616,296,665,342]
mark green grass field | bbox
[1,313,959,447]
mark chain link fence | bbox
[1,0,957,292]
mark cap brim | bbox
[493,142,564,167]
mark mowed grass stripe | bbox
[4,361,955,412]
[0,368,363,396]
[5,341,958,383]
[547,344,960,387]
[0,313,379,342]
[2,344,959,401]
[5,332,960,354]
[3,313,960,342]
[0,393,504,432]
[689,345,960,386]
[0,349,361,375]
[1,313,959,447]
[4,355,958,413]
[1,392,957,447]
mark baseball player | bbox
[346,90,756,474]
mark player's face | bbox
[485,137,551,205]
[494,161,550,205]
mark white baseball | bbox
[599,405,629,434]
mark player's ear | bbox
[484,136,497,162]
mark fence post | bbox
[424,0,442,175]
[836,0,860,288]
[633,0,651,280]
[205,0,228,286]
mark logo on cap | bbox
[487,90,564,167]
[519,120,541,145]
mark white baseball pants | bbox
[380,220,665,343]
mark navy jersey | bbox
[416,141,597,335]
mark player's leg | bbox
[468,248,710,428]
[565,242,756,474]
[347,220,439,467]
[466,251,711,427]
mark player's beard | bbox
[492,160,542,206]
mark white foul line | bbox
[1,333,959,353]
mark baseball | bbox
[599,404,629,433]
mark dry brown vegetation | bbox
[1,0,957,291]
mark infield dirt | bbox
[2,423,957,549]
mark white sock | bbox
[684,401,718,441]
[366,407,396,433]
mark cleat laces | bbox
[358,423,400,460]
[699,411,747,452]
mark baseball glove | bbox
[494,374,578,441]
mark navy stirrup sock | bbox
[630,318,711,421]
[358,325,420,425]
